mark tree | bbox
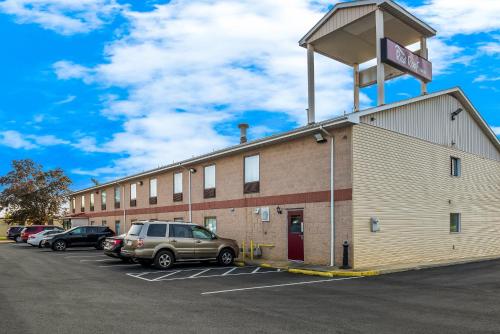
[0,159,72,225]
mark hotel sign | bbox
[381,38,432,82]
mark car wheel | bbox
[138,260,152,268]
[38,241,42,248]
[218,248,234,266]
[130,257,139,264]
[153,250,174,270]
[96,239,105,250]
[15,236,22,243]
[52,240,66,251]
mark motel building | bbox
[67,0,500,269]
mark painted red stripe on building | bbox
[70,188,352,218]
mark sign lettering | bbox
[381,38,432,82]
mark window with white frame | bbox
[72,197,76,213]
[150,178,157,204]
[173,172,183,201]
[204,165,216,198]
[204,217,217,233]
[130,183,137,207]
[450,213,461,233]
[90,193,95,211]
[114,186,121,209]
[451,157,461,177]
[81,195,85,212]
[244,154,260,193]
[101,191,107,210]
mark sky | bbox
[0,0,498,191]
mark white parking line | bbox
[201,277,363,295]
[80,259,115,262]
[99,264,138,268]
[189,269,210,278]
[126,273,154,282]
[155,270,283,282]
[222,267,237,276]
[65,255,107,259]
[251,267,260,274]
[152,271,181,281]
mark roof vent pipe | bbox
[238,123,249,144]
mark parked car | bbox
[6,226,25,242]
[121,220,239,269]
[46,226,115,251]
[20,225,62,243]
[103,234,138,263]
[27,228,64,247]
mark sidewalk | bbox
[236,255,500,278]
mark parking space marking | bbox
[65,255,108,259]
[99,264,138,268]
[189,269,210,278]
[152,270,181,281]
[201,276,364,295]
[79,259,116,262]
[252,267,260,274]
[222,267,237,276]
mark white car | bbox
[28,229,64,248]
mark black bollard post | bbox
[341,240,351,269]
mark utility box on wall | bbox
[261,207,270,222]
[370,217,380,232]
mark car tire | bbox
[38,242,42,248]
[153,250,174,270]
[15,236,22,243]
[95,239,105,250]
[52,240,66,251]
[138,259,152,268]
[218,248,235,266]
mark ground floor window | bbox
[90,221,94,226]
[101,220,107,227]
[450,213,461,233]
[204,217,217,233]
[174,217,184,222]
[115,220,121,235]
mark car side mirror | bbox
[211,233,217,240]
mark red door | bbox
[288,211,304,261]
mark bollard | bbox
[341,240,351,269]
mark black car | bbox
[103,234,138,263]
[6,226,25,242]
[46,226,115,251]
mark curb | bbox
[257,262,379,277]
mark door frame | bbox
[287,210,304,262]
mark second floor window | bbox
[150,178,157,204]
[101,191,107,210]
[451,157,461,177]
[244,154,260,193]
[81,195,85,212]
[114,186,121,209]
[90,193,95,211]
[204,165,216,198]
[173,172,183,202]
[130,183,137,207]
[72,197,76,213]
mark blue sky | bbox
[0,0,498,191]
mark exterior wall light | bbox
[313,133,327,143]
[276,206,282,214]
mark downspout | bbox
[121,183,126,232]
[319,126,335,267]
[179,165,194,223]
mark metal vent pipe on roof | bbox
[238,123,249,144]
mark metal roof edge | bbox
[70,116,352,196]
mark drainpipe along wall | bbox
[319,126,335,267]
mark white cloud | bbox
[479,42,500,56]
[0,131,37,149]
[491,126,500,136]
[411,0,500,37]
[55,95,76,105]
[0,0,123,35]
[53,60,94,83]
[0,131,69,149]
[473,75,500,83]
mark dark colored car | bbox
[103,234,138,263]
[46,226,115,251]
[20,225,63,243]
[6,226,25,242]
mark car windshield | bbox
[128,224,143,236]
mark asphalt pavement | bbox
[1,243,500,334]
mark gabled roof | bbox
[347,87,500,152]
[300,0,436,47]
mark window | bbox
[90,220,94,226]
[87,227,97,234]
[244,155,260,193]
[147,224,167,237]
[72,197,76,213]
[70,227,84,235]
[90,193,95,211]
[204,217,217,233]
[204,165,216,198]
[173,172,183,201]
[115,220,121,235]
[128,223,143,236]
[101,220,107,227]
[174,217,184,222]
[114,186,121,209]
[81,195,85,212]
[450,213,461,233]
[149,178,157,204]
[130,183,137,207]
[451,157,461,177]
[192,226,213,239]
[169,224,193,238]
[101,191,107,211]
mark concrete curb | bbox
[257,262,379,277]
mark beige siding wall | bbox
[360,94,500,161]
[352,124,500,269]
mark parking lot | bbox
[2,243,500,333]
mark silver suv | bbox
[121,220,239,270]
